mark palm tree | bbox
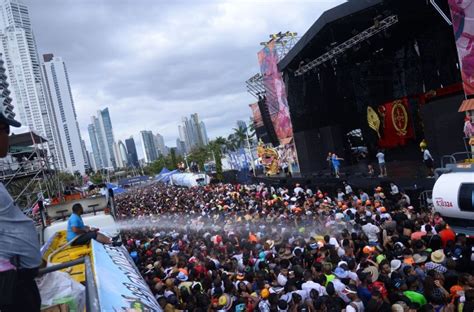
[232,125,247,149]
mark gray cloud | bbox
[23,0,345,157]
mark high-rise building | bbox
[80,139,91,171]
[87,108,117,169]
[154,133,167,157]
[98,108,116,168]
[88,151,97,171]
[140,130,158,164]
[41,54,86,174]
[88,122,102,169]
[176,138,186,156]
[118,140,128,166]
[0,0,60,164]
[179,113,208,152]
[237,120,247,130]
[125,137,139,167]
[112,142,124,168]
[200,121,209,145]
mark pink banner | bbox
[257,41,293,142]
[449,0,474,95]
[249,102,263,127]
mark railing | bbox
[440,151,473,168]
[418,190,433,211]
[38,256,100,312]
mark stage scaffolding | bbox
[0,131,60,218]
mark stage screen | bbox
[257,41,293,142]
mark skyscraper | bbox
[112,142,123,168]
[179,113,209,153]
[87,108,117,169]
[0,0,60,163]
[200,121,209,145]
[140,130,158,164]
[176,138,186,156]
[118,140,128,166]
[98,108,116,168]
[81,139,91,171]
[154,133,167,157]
[88,122,102,169]
[125,137,139,167]
[42,53,86,174]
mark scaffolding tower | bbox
[246,31,300,99]
[0,131,61,219]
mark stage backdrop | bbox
[257,41,293,142]
[449,0,474,95]
[377,98,415,148]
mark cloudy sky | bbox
[24,0,344,156]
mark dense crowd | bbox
[115,182,474,312]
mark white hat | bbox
[390,259,402,272]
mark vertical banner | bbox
[448,0,474,95]
[257,41,294,142]
[378,98,415,148]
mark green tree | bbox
[187,146,210,171]
[232,125,247,149]
[208,139,224,180]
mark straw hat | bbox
[218,294,233,311]
[363,266,379,283]
[431,249,446,264]
[266,240,275,249]
[413,253,428,264]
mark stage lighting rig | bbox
[294,15,399,77]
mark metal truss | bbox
[295,15,399,76]
[247,31,300,99]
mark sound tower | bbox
[257,96,279,146]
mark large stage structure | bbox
[278,0,465,175]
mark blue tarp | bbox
[118,175,150,186]
[155,169,179,183]
[106,182,126,194]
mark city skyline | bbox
[16,0,343,160]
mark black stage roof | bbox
[278,0,383,71]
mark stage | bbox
[274,0,465,176]
[250,159,435,206]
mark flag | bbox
[378,98,414,148]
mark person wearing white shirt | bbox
[422,147,434,177]
[362,219,380,244]
[390,183,399,195]
[293,184,304,196]
[375,150,387,177]
[343,182,353,194]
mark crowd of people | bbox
[115,182,474,312]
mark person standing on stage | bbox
[327,152,334,175]
[376,149,387,177]
[0,103,42,312]
[331,153,344,178]
[421,146,435,177]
